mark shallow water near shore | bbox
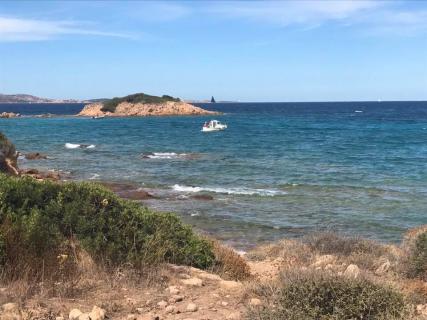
[1,101,427,249]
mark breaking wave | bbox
[65,143,95,149]
[172,184,287,196]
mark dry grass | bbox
[210,239,251,281]
[0,241,168,307]
[246,239,313,266]
[246,232,402,273]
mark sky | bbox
[0,0,426,102]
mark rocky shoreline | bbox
[78,101,219,117]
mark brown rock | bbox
[69,309,83,320]
[100,182,154,200]
[157,300,168,309]
[186,303,198,312]
[0,112,19,118]
[20,168,60,181]
[226,312,241,320]
[118,189,154,200]
[181,278,203,287]
[89,306,106,320]
[167,286,180,295]
[219,280,243,290]
[165,305,175,314]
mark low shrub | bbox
[210,239,251,281]
[0,174,214,280]
[247,270,407,320]
[406,231,427,280]
[305,232,386,257]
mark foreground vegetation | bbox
[0,174,214,281]
[101,93,180,112]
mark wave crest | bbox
[172,184,286,196]
[65,143,95,149]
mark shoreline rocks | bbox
[22,152,48,160]
[78,101,219,117]
[100,181,154,200]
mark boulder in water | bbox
[24,152,48,160]
[0,112,20,118]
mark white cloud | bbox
[208,0,382,27]
[365,9,427,36]
[206,0,427,36]
[0,17,135,42]
[129,2,191,22]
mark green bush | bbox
[101,93,180,112]
[248,271,407,320]
[407,231,427,280]
[0,132,18,173]
[0,174,214,278]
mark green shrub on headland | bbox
[0,174,214,278]
[101,93,180,113]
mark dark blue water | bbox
[1,101,427,249]
[0,103,83,115]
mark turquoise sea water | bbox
[1,102,427,249]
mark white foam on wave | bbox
[355,110,363,113]
[89,173,100,180]
[65,143,95,149]
[65,143,80,149]
[143,152,186,159]
[172,184,287,196]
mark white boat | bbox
[92,115,105,119]
[202,120,227,132]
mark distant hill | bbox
[0,94,84,104]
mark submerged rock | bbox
[0,112,20,118]
[24,152,48,160]
[19,168,61,181]
[100,182,154,200]
[191,194,214,201]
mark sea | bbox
[1,101,427,250]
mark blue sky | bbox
[0,1,426,101]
